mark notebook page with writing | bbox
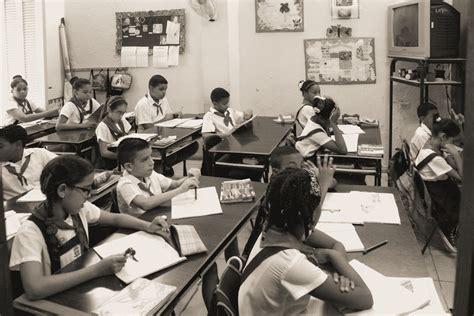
[347,260,430,315]
[319,193,365,224]
[171,187,223,219]
[93,231,186,284]
[315,223,365,252]
[350,191,401,225]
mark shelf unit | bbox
[388,57,466,158]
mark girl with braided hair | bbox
[10,155,170,300]
[239,168,373,315]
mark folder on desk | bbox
[94,231,186,284]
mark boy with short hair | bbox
[116,138,199,216]
[410,102,440,160]
[0,125,57,199]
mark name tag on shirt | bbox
[60,244,82,268]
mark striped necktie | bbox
[4,154,32,186]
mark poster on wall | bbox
[255,0,304,32]
[331,0,359,19]
[304,37,376,84]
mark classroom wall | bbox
[63,0,230,113]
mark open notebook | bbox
[315,223,365,252]
[171,187,223,219]
[110,133,158,147]
[93,231,186,284]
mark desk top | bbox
[36,129,96,145]
[142,125,201,150]
[25,122,56,138]
[14,176,267,315]
[337,185,428,278]
[209,117,293,156]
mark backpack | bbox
[209,246,287,316]
[389,139,411,182]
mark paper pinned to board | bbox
[315,223,365,252]
[171,187,223,219]
[166,20,180,44]
[121,46,137,67]
[136,47,149,67]
[153,46,169,68]
[168,46,179,66]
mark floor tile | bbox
[433,280,449,312]
[422,251,439,281]
[432,254,457,282]
[439,281,455,310]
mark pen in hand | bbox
[194,187,197,200]
[363,240,388,255]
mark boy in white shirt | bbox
[116,138,200,216]
[0,125,57,199]
[56,78,101,131]
[135,75,181,131]
[409,102,439,161]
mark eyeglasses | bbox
[70,185,92,196]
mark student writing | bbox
[56,78,101,131]
[5,75,59,125]
[295,97,347,158]
[295,79,321,129]
[95,96,132,169]
[116,138,200,217]
[0,125,57,199]
[9,155,170,300]
[238,168,373,315]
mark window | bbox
[1,0,46,124]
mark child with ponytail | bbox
[295,80,321,129]
[9,155,169,300]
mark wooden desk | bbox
[35,129,96,156]
[209,117,294,182]
[337,185,428,277]
[13,176,267,315]
[24,122,56,140]
[323,125,383,186]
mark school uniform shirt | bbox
[4,97,40,125]
[135,94,172,126]
[415,148,452,181]
[201,107,245,134]
[9,201,101,275]
[410,123,431,161]
[117,169,173,217]
[2,148,57,200]
[95,118,132,143]
[59,98,101,124]
[295,121,332,158]
[238,230,328,316]
[296,104,316,128]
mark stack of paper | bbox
[94,278,176,315]
[5,210,31,240]
[110,133,158,147]
[338,124,365,134]
[171,187,223,219]
[155,118,192,128]
[17,188,46,203]
[94,231,186,284]
[315,223,365,252]
[178,119,203,129]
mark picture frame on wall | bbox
[331,0,359,20]
[255,0,304,33]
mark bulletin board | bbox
[115,9,185,55]
[304,37,376,84]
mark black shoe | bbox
[437,227,457,253]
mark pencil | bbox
[363,240,388,255]
[194,187,197,200]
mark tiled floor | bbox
[172,161,455,315]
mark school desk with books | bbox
[13,176,267,315]
[35,129,96,157]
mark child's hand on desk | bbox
[96,254,127,276]
[243,110,253,120]
[179,177,200,193]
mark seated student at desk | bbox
[135,74,182,131]
[95,96,132,169]
[0,125,57,200]
[238,168,373,315]
[56,77,101,131]
[9,155,170,300]
[415,118,463,253]
[5,75,59,125]
[295,79,321,129]
[295,97,347,159]
[116,138,200,217]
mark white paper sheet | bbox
[171,187,223,219]
[17,188,46,203]
[155,118,192,128]
[315,223,365,252]
[5,211,31,240]
[153,46,169,68]
[350,191,401,225]
[338,124,365,134]
[342,134,359,152]
[319,193,365,224]
[177,119,203,129]
[168,46,179,66]
[347,260,431,315]
[94,231,186,284]
[166,20,180,44]
[136,47,149,67]
[121,46,137,67]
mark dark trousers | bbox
[424,178,460,231]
